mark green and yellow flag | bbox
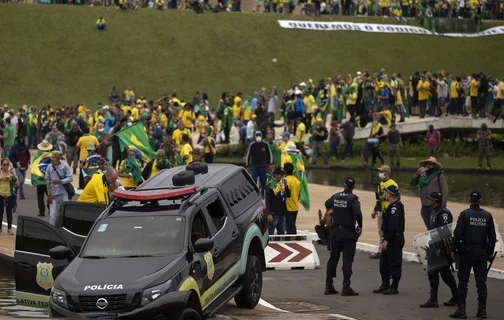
[117,122,157,162]
[31,150,52,186]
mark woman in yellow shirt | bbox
[0,159,19,235]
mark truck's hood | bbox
[55,255,185,293]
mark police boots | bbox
[449,305,467,319]
[476,300,487,319]
[341,282,359,296]
[372,282,389,294]
[419,300,439,308]
[324,285,339,295]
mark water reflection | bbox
[307,169,503,207]
[0,262,47,318]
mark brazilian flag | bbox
[117,122,157,162]
[31,150,52,186]
[289,153,310,211]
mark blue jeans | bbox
[250,165,267,197]
[269,215,286,235]
[327,140,340,160]
[15,169,26,198]
[2,145,11,159]
[341,138,354,159]
[421,206,432,230]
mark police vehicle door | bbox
[55,201,106,249]
[201,193,240,285]
[189,209,223,309]
[14,216,79,308]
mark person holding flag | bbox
[31,140,53,217]
[81,143,103,187]
[76,130,100,189]
[283,144,310,212]
[119,149,143,190]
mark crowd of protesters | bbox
[5,0,504,20]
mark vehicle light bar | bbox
[113,187,197,201]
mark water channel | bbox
[0,169,501,318]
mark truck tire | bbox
[178,308,202,320]
[234,255,262,309]
[172,170,195,186]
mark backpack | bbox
[19,151,29,170]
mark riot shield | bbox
[413,223,456,272]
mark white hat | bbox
[356,71,362,75]
[294,89,303,95]
[284,144,300,153]
[299,82,307,87]
[103,105,110,109]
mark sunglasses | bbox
[2,163,9,166]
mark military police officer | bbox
[419,192,458,309]
[324,177,363,296]
[373,185,405,295]
[450,191,497,319]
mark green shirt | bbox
[4,125,15,146]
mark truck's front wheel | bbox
[178,308,201,320]
[234,255,262,309]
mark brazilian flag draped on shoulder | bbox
[31,150,52,186]
[289,153,310,211]
[117,122,156,162]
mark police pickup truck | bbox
[14,163,269,320]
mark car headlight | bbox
[141,280,172,307]
[50,287,68,309]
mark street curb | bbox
[305,232,504,281]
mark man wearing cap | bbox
[370,165,398,259]
[373,185,405,295]
[266,168,290,235]
[450,191,496,319]
[410,156,449,229]
[324,177,362,296]
[246,131,272,198]
[419,191,458,309]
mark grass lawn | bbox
[1,5,503,109]
[215,155,504,171]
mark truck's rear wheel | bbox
[234,255,262,309]
[178,308,201,320]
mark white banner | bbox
[278,20,504,38]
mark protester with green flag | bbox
[283,144,310,211]
[117,121,156,163]
[119,149,143,189]
[31,139,53,217]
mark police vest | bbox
[463,208,492,249]
[430,207,452,230]
[331,192,355,227]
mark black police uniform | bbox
[450,194,497,319]
[324,184,362,295]
[420,204,458,308]
[378,198,405,294]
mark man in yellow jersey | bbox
[78,169,118,205]
[370,165,398,259]
[180,134,193,165]
[278,131,295,167]
[178,103,196,130]
[469,73,480,119]
[76,132,100,189]
[172,121,192,149]
[284,162,300,235]
[295,117,309,158]
[417,74,430,118]
[119,149,142,190]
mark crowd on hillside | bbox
[6,0,504,20]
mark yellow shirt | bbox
[172,128,191,148]
[278,140,295,166]
[346,92,357,105]
[178,110,196,129]
[417,80,430,101]
[124,90,134,99]
[87,116,94,132]
[450,81,459,99]
[119,160,141,189]
[396,90,404,105]
[76,135,100,162]
[131,107,140,121]
[121,105,132,115]
[180,143,193,164]
[285,175,301,212]
[303,95,315,114]
[78,173,109,205]
[497,82,504,100]
[149,159,163,178]
[295,122,306,143]
[160,114,169,128]
[470,79,479,97]
[232,105,242,119]
[0,179,12,197]
[382,109,392,126]
[243,107,251,121]
[378,178,398,211]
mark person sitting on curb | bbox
[315,207,332,246]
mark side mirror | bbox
[49,245,72,260]
[193,238,214,253]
